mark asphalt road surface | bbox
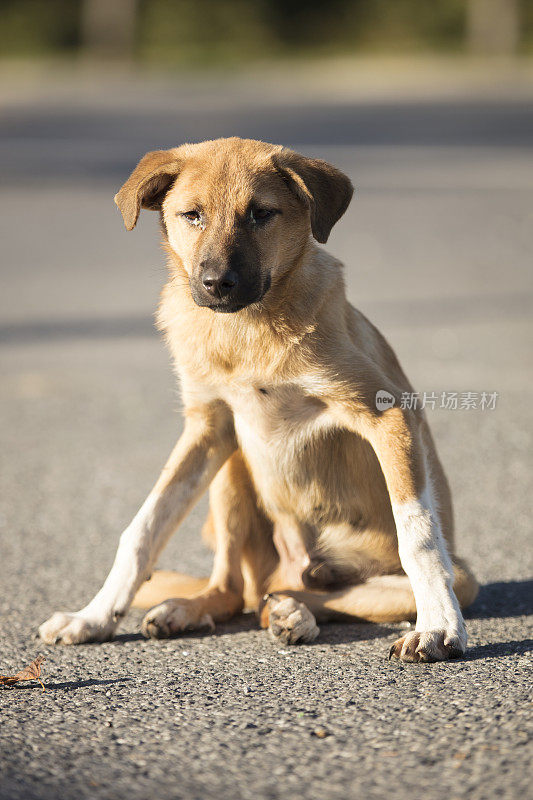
[0,67,532,800]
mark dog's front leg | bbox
[323,371,467,662]
[39,402,236,644]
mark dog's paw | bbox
[141,599,215,640]
[39,612,116,645]
[388,629,466,663]
[267,595,319,645]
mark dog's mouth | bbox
[207,301,253,314]
[208,291,268,314]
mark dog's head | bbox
[115,138,353,313]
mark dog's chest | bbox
[221,380,332,465]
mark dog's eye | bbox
[250,207,277,225]
[180,210,202,227]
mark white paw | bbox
[39,612,116,645]
[141,599,215,639]
[267,595,319,645]
[389,627,467,663]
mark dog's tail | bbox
[132,571,209,609]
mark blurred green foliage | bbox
[0,0,531,62]
[139,0,468,63]
[0,0,81,56]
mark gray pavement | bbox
[0,68,532,800]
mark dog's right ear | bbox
[114,149,183,231]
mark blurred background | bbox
[1,0,533,62]
[1,3,532,799]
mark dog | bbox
[39,137,478,662]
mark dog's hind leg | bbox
[262,558,478,648]
[132,572,209,609]
[259,576,416,645]
[139,450,275,638]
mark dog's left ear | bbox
[114,148,183,231]
[272,149,353,243]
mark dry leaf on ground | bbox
[0,655,46,691]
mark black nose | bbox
[202,269,238,298]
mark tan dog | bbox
[39,137,478,662]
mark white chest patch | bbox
[220,380,333,479]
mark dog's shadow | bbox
[308,622,398,646]
[194,611,399,645]
[465,579,533,620]
[462,639,532,662]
